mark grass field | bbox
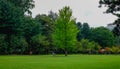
[0,55,120,69]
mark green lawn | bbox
[0,55,120,69]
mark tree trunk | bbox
[65,50,68,56]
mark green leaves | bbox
[53,6,79,55]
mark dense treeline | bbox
[0,0,120,55]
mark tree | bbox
[0,34,8,54]
[0,0,23,54]
[99,0,120,36]
[81,23,91,39]
[114,36,120,46]
[22,16,41,54]
[76,22,91,41]
[8,0,35,15]
[35,14,55,53]
[48,11,58,21]
[31,34,49,54]
[91,27,115,48]
[10,35,28,54]
[53,6,79,56]
[78,39,98,54]
[0,0,35,54]
[76,22,82,41]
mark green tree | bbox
[0,0,35,54]
[35,14,55,53]
[22,16,41,54]
[53,6,79,56]
[48,11,58,21]
[0,34,8,54]
[0,0,23,54]
[99,0,120,36]
[76,22,82,41]
[8,0,35,15]
[81,23,91,39]
[76,39,99,54]
[114,36,120,46]
[10,35,28,54]
[91,27,115,48]
[31,34,49,54]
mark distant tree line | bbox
[0,0,120,55]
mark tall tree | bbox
[99,0,120,36]
[53,6,79,56]
[35,14,55,53]
[8,0,35,15]
[0,0,35,54]
[91,27,115,48]
[81,23,91,39]
[76,22,82,41]
[21,16,41,54]
[48,11,58,21]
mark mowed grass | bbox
[0,55,120,69]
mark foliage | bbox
[53,6,79,56]
[110,46,120,54]
[10,35,28,54]
[91,27,115,48]
[31,34,49,54]
[76,22,91,41]
[114,36,120,46]
[99,0,120,36]
[0,34,8,54]
[76,39,99,54]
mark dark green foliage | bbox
[0,0,23,35]
[81,23,91,39]
[76,22,82,41]
[31,34,49,54]
[10,35,28,54]
[0,34,8,54]
[114,36,120,46]
[112,19,120,36]
[35,14,55,53]
[76,22,91,41]
[91,27,115,48]
[99,0,120,36]
[8,0,35,14]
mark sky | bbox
[31,0,117,27]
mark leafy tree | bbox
[48,11,58,21]
[91,27,115,48]
[22,16,41,54]
[0,0,35,54]
[76,39,99,54]
[10,35,28,54]
[35,14,55,36]
[81,23,91,39]
[0,34,8,54]
[31,34,49,54]
[8,0,35,15]
[76,22,91,41]
[53,6,79,56]
[76,22,82,41]
[35,14,55,52]
[112,19,120,36]
[99,0,120,36]
[0,0,24,54]
[114,36,120,46]
[110,46,120,54]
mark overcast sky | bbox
[31,0,117,27]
